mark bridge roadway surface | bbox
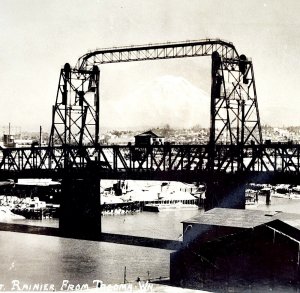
[1,143,300,184]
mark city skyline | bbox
[1,0,300,131]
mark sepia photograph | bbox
[0,0,300,292]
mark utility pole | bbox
[39,125,42,147]
[124,266,127,284]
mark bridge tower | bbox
[206,51,262,210]
[209,52,262,146]
[49,63,100,147]
[49,63,101,238]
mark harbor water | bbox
[0,209,203,290]
[1,195,300,290]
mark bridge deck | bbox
[1,144,300,183]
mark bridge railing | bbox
[1,144,300,175]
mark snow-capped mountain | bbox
[101,75,210,129]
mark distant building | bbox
[134,130,164,146]
[3,134,15,147]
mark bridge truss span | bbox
[1,145,300,183]
[76,39,239,69]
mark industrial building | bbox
[134,130,165,146]
[170,208,300,291]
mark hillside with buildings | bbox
[2,124,300,147]
[101,125,300,146]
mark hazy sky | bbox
[1,0,300,131]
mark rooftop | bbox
[135,130,162,138]
[183,208,300,230]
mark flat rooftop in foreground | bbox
[183,208,300,230]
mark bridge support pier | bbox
[204,179,246,211]
[59,174,101,239]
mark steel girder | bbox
[49,64,100,147]
[1,145,300,178]
[76,39,238,70]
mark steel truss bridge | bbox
[2,38,297,185]
[2,39,297,236]
[1,143,300,184]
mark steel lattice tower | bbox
[49,63,100,146]
[209,51,262,146]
